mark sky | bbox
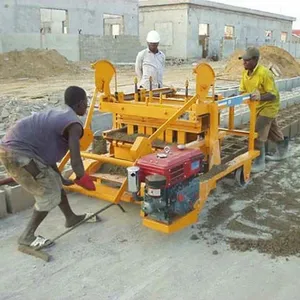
[215,0,299,28]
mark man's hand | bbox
[24,160,42,179]
[250,90,261,101]
[75,173,96,191]
[61,177,74,186]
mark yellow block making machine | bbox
[59,60,259,234]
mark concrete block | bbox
[223,90,233,98]
[290,78,296,89]
[287,97,296,107]
[280,99,288,109]
[286,79,293,91]
[276,79,286,92]
[290,120,299,137]
[4,184,35,213]
[233,114,242,127]
[291,95,300,105]
[0,190,7,218]
[292,77,300,89]
[220,119,228,127]
[232,88,239,96]
[282,124,291,138]
[240,111,250,125]
[218,89,237,98]
[217,89,226,96]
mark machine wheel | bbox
[235,167,249,187]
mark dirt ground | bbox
[196,136,300,258]
[1,54,300,299]
[1,139,300,299]
[0,60,230,99]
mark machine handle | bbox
[217,94,251,107]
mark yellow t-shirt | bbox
[239,64,280,118]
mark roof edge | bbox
[139,0,296,22]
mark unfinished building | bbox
[0,0,142,62]
[139,0,296,59]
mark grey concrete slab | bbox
[0,190,7,218]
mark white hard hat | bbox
[146,30,160,43]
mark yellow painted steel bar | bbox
[64,183,134,203]
[84,88,98,128]
[207,102,221,168]
[149,94,198,142]
[80,152,133,167]
[111,178,128,204]
[248,100,257,151]
[219,128,258,139]
[228,107,234,129]
[118,122,202,135]
[124,87,175,100]
[100,102,186,119]
[118,116,201,130]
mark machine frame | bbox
[59,60,259,234]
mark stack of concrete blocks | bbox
[0,183,35,218]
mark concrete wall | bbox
[0,0,139,35]
[0,33,143,63]
[139,5,188,58]
[79,35,143,63]
[219,39,300,60]
[0,33,80,61]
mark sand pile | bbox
[224,45,300,79]
[0,48,81,79]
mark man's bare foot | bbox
[65,214,86,228]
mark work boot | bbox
[265,137,289,161]
[251,143,266,173]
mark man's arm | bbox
[135,52,143,79]
[66,123,95,190]
[259,70,277,101]
[67,123,84,178]
[260,93,276,101]
[50,164,73,186]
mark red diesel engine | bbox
[136,146,204,224]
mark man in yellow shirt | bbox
[239,47,289,173]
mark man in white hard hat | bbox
[135,30,165,90]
